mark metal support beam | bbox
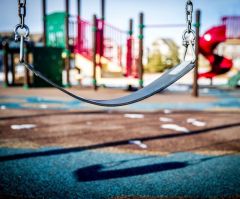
[65,0,71,87]
[138,12,144,88]
[101,0,105,20]
[92,15,98,91]
[10,53,15,85]
[3,41,9,87]
[77,0,81,17]
[23,44,30,89]
[192,10,201,97]
[42,0,47,46]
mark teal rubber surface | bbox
[0,147,239,198]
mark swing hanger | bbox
[182,0,196,63]
[14,0,196,107]
[14,0,30,63]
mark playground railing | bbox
[74,16,93,59]
[222,16,240,39]
[102,20,139,77]
[69,16,77,46]
[73,16,140,78]
[101,20,127,66]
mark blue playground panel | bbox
[0,147,239,198]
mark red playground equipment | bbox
[199,16,240,79]
[74,16,139,88]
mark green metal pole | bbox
[42,0,47,46]
[65,0,71,87]
[99,0,105,66]
[138,12,144,88]
[192,10,201,97]
[92,14,98,91]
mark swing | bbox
[15,0,196,107]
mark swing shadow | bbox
[74,155,219,182]
[74,161,188,182]
[0,122,239,162]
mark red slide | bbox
[198,25,233,79]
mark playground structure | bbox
[2,0,143,90]
[2,0,240,94]
[45,12,141,88]
[198,16,240,87]
[141,15,240,89]
[141,14,240,89]
[42,0,142,89]
[74,16,140,89]
[93,12,239,91]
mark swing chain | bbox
[14,0,29,63]
[18,0,26,28]
[182,0,196,63]
[186,0,193,33]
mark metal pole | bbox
[92,15,98,91]
[23,44,30,89]
[192,10,201,97]
[99,0,105,65]
[77,0,81,51]
[3,41,9,87]
[65,0,71,87]
[129,19,133,36]
[77,0,81,17]
[126,18,133,77]
[75,0,82,86]
[42,0,47,46]
[10,53,15,85]
[101,0,105,20]
[138,12,144,88]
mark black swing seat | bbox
[23,61,194,107]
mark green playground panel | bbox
[46,12,67,48]
[228,71,240,88]
[32,47,64,87]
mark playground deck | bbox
[0,87,240,198]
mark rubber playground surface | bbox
[0,87,240,198]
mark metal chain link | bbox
[14,0,29,63]
[18,0,26,28]
[182,0,196,63]
[186,0,193,33]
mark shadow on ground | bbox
[75,162,188,181]
[74,154,224,182]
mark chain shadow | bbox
[0,122,239,162]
